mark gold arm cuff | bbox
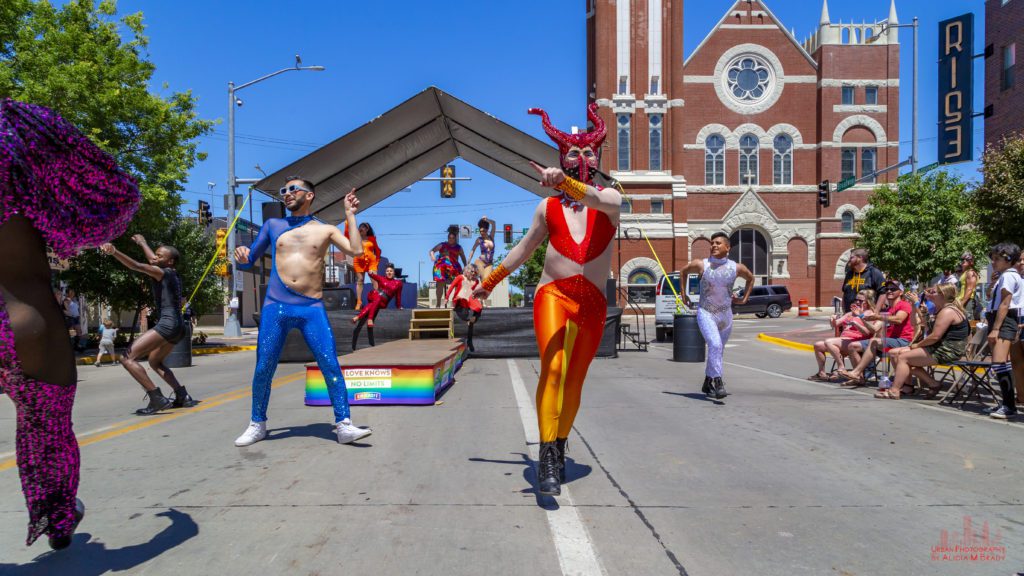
[482,263,510,292]
[555,177,588,201]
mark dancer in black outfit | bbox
[101,234,197,414]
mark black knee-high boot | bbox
[538,441,561,496]
[367,326,375,347]
[466,322,475,352]
[352,318,366,351]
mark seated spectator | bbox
[838,279,914,385]
[809,289,880,381]
[875,284,970,399]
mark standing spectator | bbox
[1011,252,1024,405]
[94,320,117,367]
[956,252,981,321]
[838,280,914,384]
[63,289,83,351]
[941,269,959,286]
[842,248,885,312]
[985,243,1023,419]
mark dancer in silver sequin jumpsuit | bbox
[678,232,754,399]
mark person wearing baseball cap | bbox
[839,278,914,385]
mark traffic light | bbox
[817,180,830,208]
[198,200,212,226]
[215,228,229,277]
[503,224,513,244]
[440,164,456,198]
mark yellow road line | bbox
[757,333,815,352]
[0,370,304,472]
[756,334,988,376]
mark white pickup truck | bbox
[653,272,700,342]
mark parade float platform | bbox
[304,338,467,406]
[279,307,622,362]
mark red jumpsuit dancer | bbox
[351,263,403,350]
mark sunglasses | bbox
[279,184,311,197]
[854,299,867,303]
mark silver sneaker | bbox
[234,421,267,446]
[335,419,372,444]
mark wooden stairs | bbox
[409,309,453,340]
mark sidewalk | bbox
[73,326,259,365]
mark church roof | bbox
[684,0,818,70]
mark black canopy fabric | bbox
[255,87,570,224]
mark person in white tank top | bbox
[677,232,754,399]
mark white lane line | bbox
[507,359,605,576]
[722,361,1024,430]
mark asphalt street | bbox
[1,316,1021,575]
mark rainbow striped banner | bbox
[305,345,466,406]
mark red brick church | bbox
[588,0,901,306]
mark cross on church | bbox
[742,170,757,186]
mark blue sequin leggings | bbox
[251,300,350,423]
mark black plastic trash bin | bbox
[672,313,705,362]
[164,323,193,368]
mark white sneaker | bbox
[234,421,267,447]
[335,419,372,444]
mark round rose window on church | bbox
[724,55,774,106]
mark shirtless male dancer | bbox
[678,232,753,400]
[476,103,619,496]
[233,177,372,446]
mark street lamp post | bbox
[875,18,919,174]
[224,56,325,337]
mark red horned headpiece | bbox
[528,102,606,158]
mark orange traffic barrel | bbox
[798,299,809,317]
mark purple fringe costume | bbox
[0,98,139,545]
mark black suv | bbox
[733,285,792,318]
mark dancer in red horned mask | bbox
[475,103,620,496]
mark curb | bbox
[757,333,815,352]
[75,344,258,365]
[755,334,983,376]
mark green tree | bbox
[857,171,986,283]
[62,221,222,330]
[506,238,548,291]
[0,0,216,319]
[973,134,1024,247]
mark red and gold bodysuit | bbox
[533,196,616,442]
[481,102,618,495]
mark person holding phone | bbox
[809,290,879,381]
[839,280,913,384]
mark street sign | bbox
[938,14,974,165]
[836,177,855,193]
[918,162,939,174]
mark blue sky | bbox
[118,0,986,284]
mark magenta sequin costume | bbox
[0,98,140,545]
